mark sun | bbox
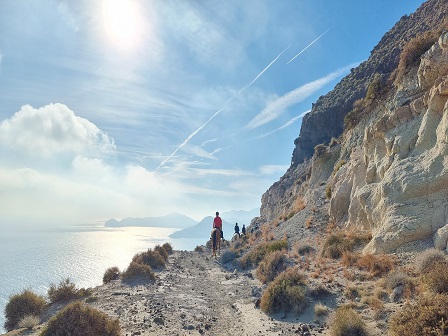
[102,0,144,50]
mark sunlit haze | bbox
[0,0,424,227]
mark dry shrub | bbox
[344,285,361,300]
[240,239,288,269]
[40,301,120,336]
[260,267,307,314]
[162,242,173,255]
[297,243,315,256]
[154,245,169,261]
[314,302,329,317]
[4,290,46,331]
[414,248,447,274]
[194,245,204,252]
[356,253,396,277]
[395,30,441,84]
[256,251,287,284]
[103,266,120,283]
[382,269,415,298]
[121,261,155,282]
[133,249,166,269]
[305,216,313,229]
[321,233,353,259]
[48,279,92,304]
[389,293,448,336]
[221,250,238,264]
[341,251,358,267]
[421,260,448,294]
[18,315,40,329]
[329,306,367,336]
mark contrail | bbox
[287,27,332,64]
[156,46,290,170]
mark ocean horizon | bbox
[0,223,205,333]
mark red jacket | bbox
[213,216,222,230]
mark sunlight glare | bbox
[102,0,144,50]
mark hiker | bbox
[234,222,240,237]
[213,211,224,240]
[241,224,246,235]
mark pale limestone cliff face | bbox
[329,32,448,253]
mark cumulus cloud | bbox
[246,63,359,129]
[0,103,115,159]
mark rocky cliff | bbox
[260,0,448,254]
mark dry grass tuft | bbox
[240,239,288,269]
[329,306,367,336]
[256,251,287,284]
[414,248,447,274]
[260,267,307,314]
[421,260,448,294]
[4,290,46,331]
[18,315,40,330]
[121,261,155,282]
[48,279,92,304]
[40,301,120,336]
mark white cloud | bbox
[246,63,359,129]
[0,103,115,159]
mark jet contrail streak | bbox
[156,46,290,170]
[287,27,332,64]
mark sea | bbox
[0,223,205,333]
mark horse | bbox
[211,228,222,258]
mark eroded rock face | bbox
[329,32,448,253]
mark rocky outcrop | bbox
[331,31,448,253]
[291,0,448,167]
[261,0,448,254]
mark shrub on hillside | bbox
[194,245,204,252]
[389,293,448,336]
[40,301,121,336]
[395,30,440,84]
[18,315,40,330]
[240,240,288,269]
[260,267,307,314]
[121,261,155,282]
[48,279,92,303]
[421,260,448,294]
[221,250,238,264]
[132,249,165,269]
[356,253,396,277]
[256,250,287,284]
[329,306,367,336]
[103,266,120,283]
[154,245,169,261]
[415,248,447,273]
[4,290,46,331]
[321,231,370,259]
[162,242,173,255]
[382,269,414,292]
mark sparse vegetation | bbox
[414,248,447,273]
[40,301,121,336]
[103,266,120,283]
[260,267,307,314]
[314,302,329,317]
[18,315,40,330]
[155,244,169,261]
[240,239,288,269]
[329,306,367,336]
[221,250,238,264]
[325,184,332,199]
[356,253,396,277]
[162,242,173,255]
[389,293,448,336]
[48,279,92,304]
[194,245,204,252]
[132,248,166,269]
[121,261,155,282]
[4,290,46,331]
[421,260,448,294]
[256,250,288,284]
[321,231,371,259]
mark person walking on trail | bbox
[213,211,224,240]
[234,222,240,237]
[242,224,246,235]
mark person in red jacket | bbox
[213,211,224,240]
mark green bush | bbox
[260,267,307,314]
[256,251,287,284]
[389,293,448,336]
[240,240,288,269]
[162,242,173,255]
[48,279,92,303]
[132,249,166,269]
[4,290,46,331]
[40,301,121,336]
[329,306,367,336]
[421,260,448,294]
[121,261,155,282]
[103,266,120,283]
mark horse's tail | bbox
[211,229,217,249]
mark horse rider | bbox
[213,211,224,240]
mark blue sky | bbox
[0,0,424,225]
